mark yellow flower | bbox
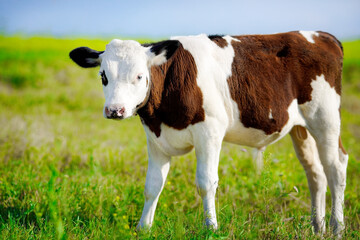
[133,232,137,236]
[163,203,168,208]
[113,213,117,217]
[167,181,171,185]
[116,196,120,201]
[122,215,127,220]
[124,224,130,229]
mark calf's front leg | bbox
[137,140,171,229]
[194,131,223,229]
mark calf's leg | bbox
[313,132,348,235]
[252,147,265,174]
[290,126,327,233]
[193,124,224,229]
[137,140,171,229]
[306,111,348,235]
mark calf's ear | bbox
[146,40,180,66]
[69,47,104,68]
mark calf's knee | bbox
[196,178,218,198]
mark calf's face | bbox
[100,40,151,119]
[70,39,180,119]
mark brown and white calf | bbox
[70,31,348,235]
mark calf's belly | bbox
[144,123,194,156]
[224,126,286,148]
[224,101,305,148]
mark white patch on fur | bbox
[146,49,167,66]
[223,35,241,43]
[269,109,273,119]
[299,31,319,44]
[299,74,341,131]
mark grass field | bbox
[0,35,359,239]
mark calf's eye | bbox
[101,71,108,86]
[137,74,143,80]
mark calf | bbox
[70,31,348,235]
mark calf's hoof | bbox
[205,218,218,230]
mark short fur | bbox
[138,44,205,137]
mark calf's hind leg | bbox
[306,113,348,235]
[290,126,327,233]
[313,131,348,235]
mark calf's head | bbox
[70,39,180,119]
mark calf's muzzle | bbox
[105,105,125,119]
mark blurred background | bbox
[0,0,359,239]
[1,0,359,39]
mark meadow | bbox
[0,35,359,239]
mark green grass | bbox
[0,35,359,239]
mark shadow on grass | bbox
[0,205,41,229]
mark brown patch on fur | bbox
[209,35,228,48]
[227,31,343,134]
[313,31,343,95]
[339,137,347,155]
[295,126,308,140]
[138,44,205,137]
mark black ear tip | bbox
[69,47,81,61]
[69,47,91,61]
[69,47,86,62]
[69,47,103,68]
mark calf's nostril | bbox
[118,107,125,115]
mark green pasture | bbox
[0,35,359,239]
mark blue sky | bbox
[0,0,359,40]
